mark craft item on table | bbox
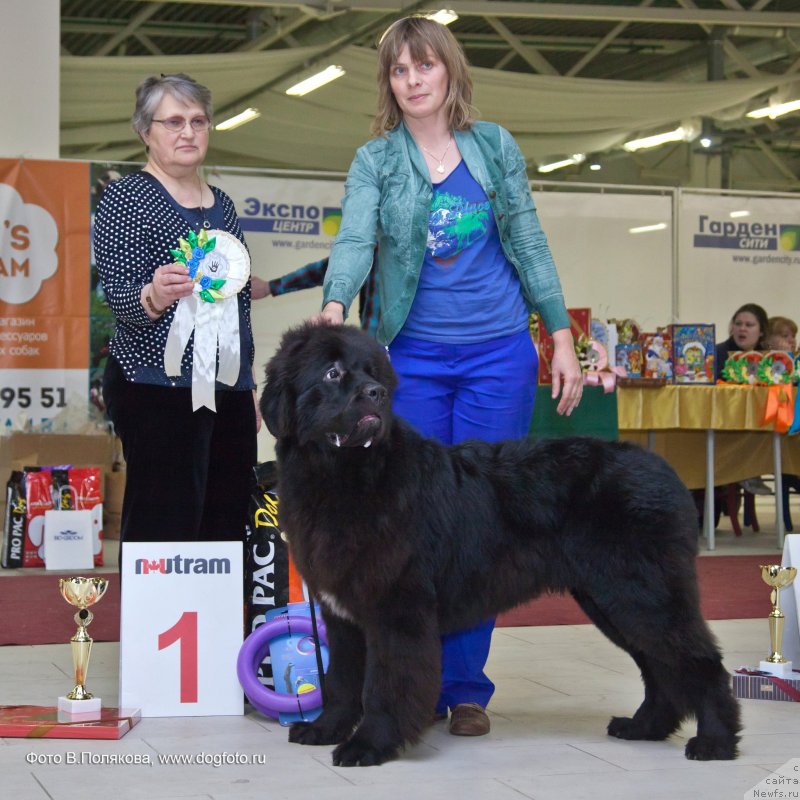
[721,351,763,385]
[762,384,795,433]
[610,318,641,345]
[639,330,673,380]
[721,352,750,385]
[579,339,625,393]
[669,324,715,384]
[615,343,642,378]
[531,307,591,385]
[590,318,608,347]
[759,351,795,385]
[164,228,250,412]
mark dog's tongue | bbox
[347,415,382,448]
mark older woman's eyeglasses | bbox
[152,116,211,133]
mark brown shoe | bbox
[448,702,490,736]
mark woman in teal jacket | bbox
[317,16,582,738]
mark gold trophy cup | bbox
[58,576,109,716]
[759,565,798,677]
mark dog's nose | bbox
[360,382,387,403]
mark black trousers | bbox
[103,356,257,549]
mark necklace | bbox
[198,178,210,229]
[420,136,453,175]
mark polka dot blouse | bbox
[94,171,255,390]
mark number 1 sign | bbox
[120,541,244,717]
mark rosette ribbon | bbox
[164,229,250,412]
[761,384,795,434]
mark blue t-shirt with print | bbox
[401,159,529,343]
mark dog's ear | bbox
[260,360,294,439]
[260,327,312,438]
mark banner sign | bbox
[678,193,800,333]
[0,159,90,431]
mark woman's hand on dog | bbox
[311,302,345,326]
[550,328,583,416]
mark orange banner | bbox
[0,159,90,371]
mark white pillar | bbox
[0,0,60,159]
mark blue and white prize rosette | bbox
[164,228,250,411]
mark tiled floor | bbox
[1,503,798,800]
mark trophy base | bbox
[759,659,794,677]
[58,696,102,717]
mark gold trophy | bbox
[759,565,798,677]
[58,576,109,716]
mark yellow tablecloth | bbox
[617,384,800,490]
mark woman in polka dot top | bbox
[94,73,258,551]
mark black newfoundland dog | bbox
[260,322,741,767]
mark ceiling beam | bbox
[132,0,800,29]
[483,16,558,75]
[566,0,656,77]
[93,3,164,57]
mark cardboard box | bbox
[732,670,800,702]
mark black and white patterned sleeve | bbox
[94,180,157,327]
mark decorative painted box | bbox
[669,324,715,384]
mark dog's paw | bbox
[685,735,739,761]
[331,736,398,767]
[607,715,669,741]
[288,721,343,746]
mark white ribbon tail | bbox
[216,296,240,387]
[191,301,223,412]
[164,295,199,376]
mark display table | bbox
[617,384,799,550]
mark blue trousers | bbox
[388,329,538,712]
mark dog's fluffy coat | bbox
[261,323,741,767]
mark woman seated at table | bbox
[765,315,798,353]
[714,302,769,379]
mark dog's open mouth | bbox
[326,414,382,449]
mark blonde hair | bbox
[372,16,475,137]
[767,315,798,336]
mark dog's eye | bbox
[324,367,341,382]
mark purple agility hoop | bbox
[237,615,327,719]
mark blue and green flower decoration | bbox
[170,229,226,303]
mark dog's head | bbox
[261,323,397,449]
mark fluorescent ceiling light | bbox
[425,9,459,25]
[537,154,585,173]
[589,162,602,171]
[747,99,800,119]
[729,210,751,218]
[215,107,260,131]
[623,126,693,152]
[629,223,668,234]
[286,65,346,97]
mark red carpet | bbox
[0,555,774,645]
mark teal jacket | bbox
[323,120,570,346]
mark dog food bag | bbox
[246,461,292,686]
[1,471,26,568]
[18,467,104,568]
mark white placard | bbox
[781,535,800,664]
[120,541,244,717]
[43,509,93,570]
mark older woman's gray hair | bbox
[131,73,213,140]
